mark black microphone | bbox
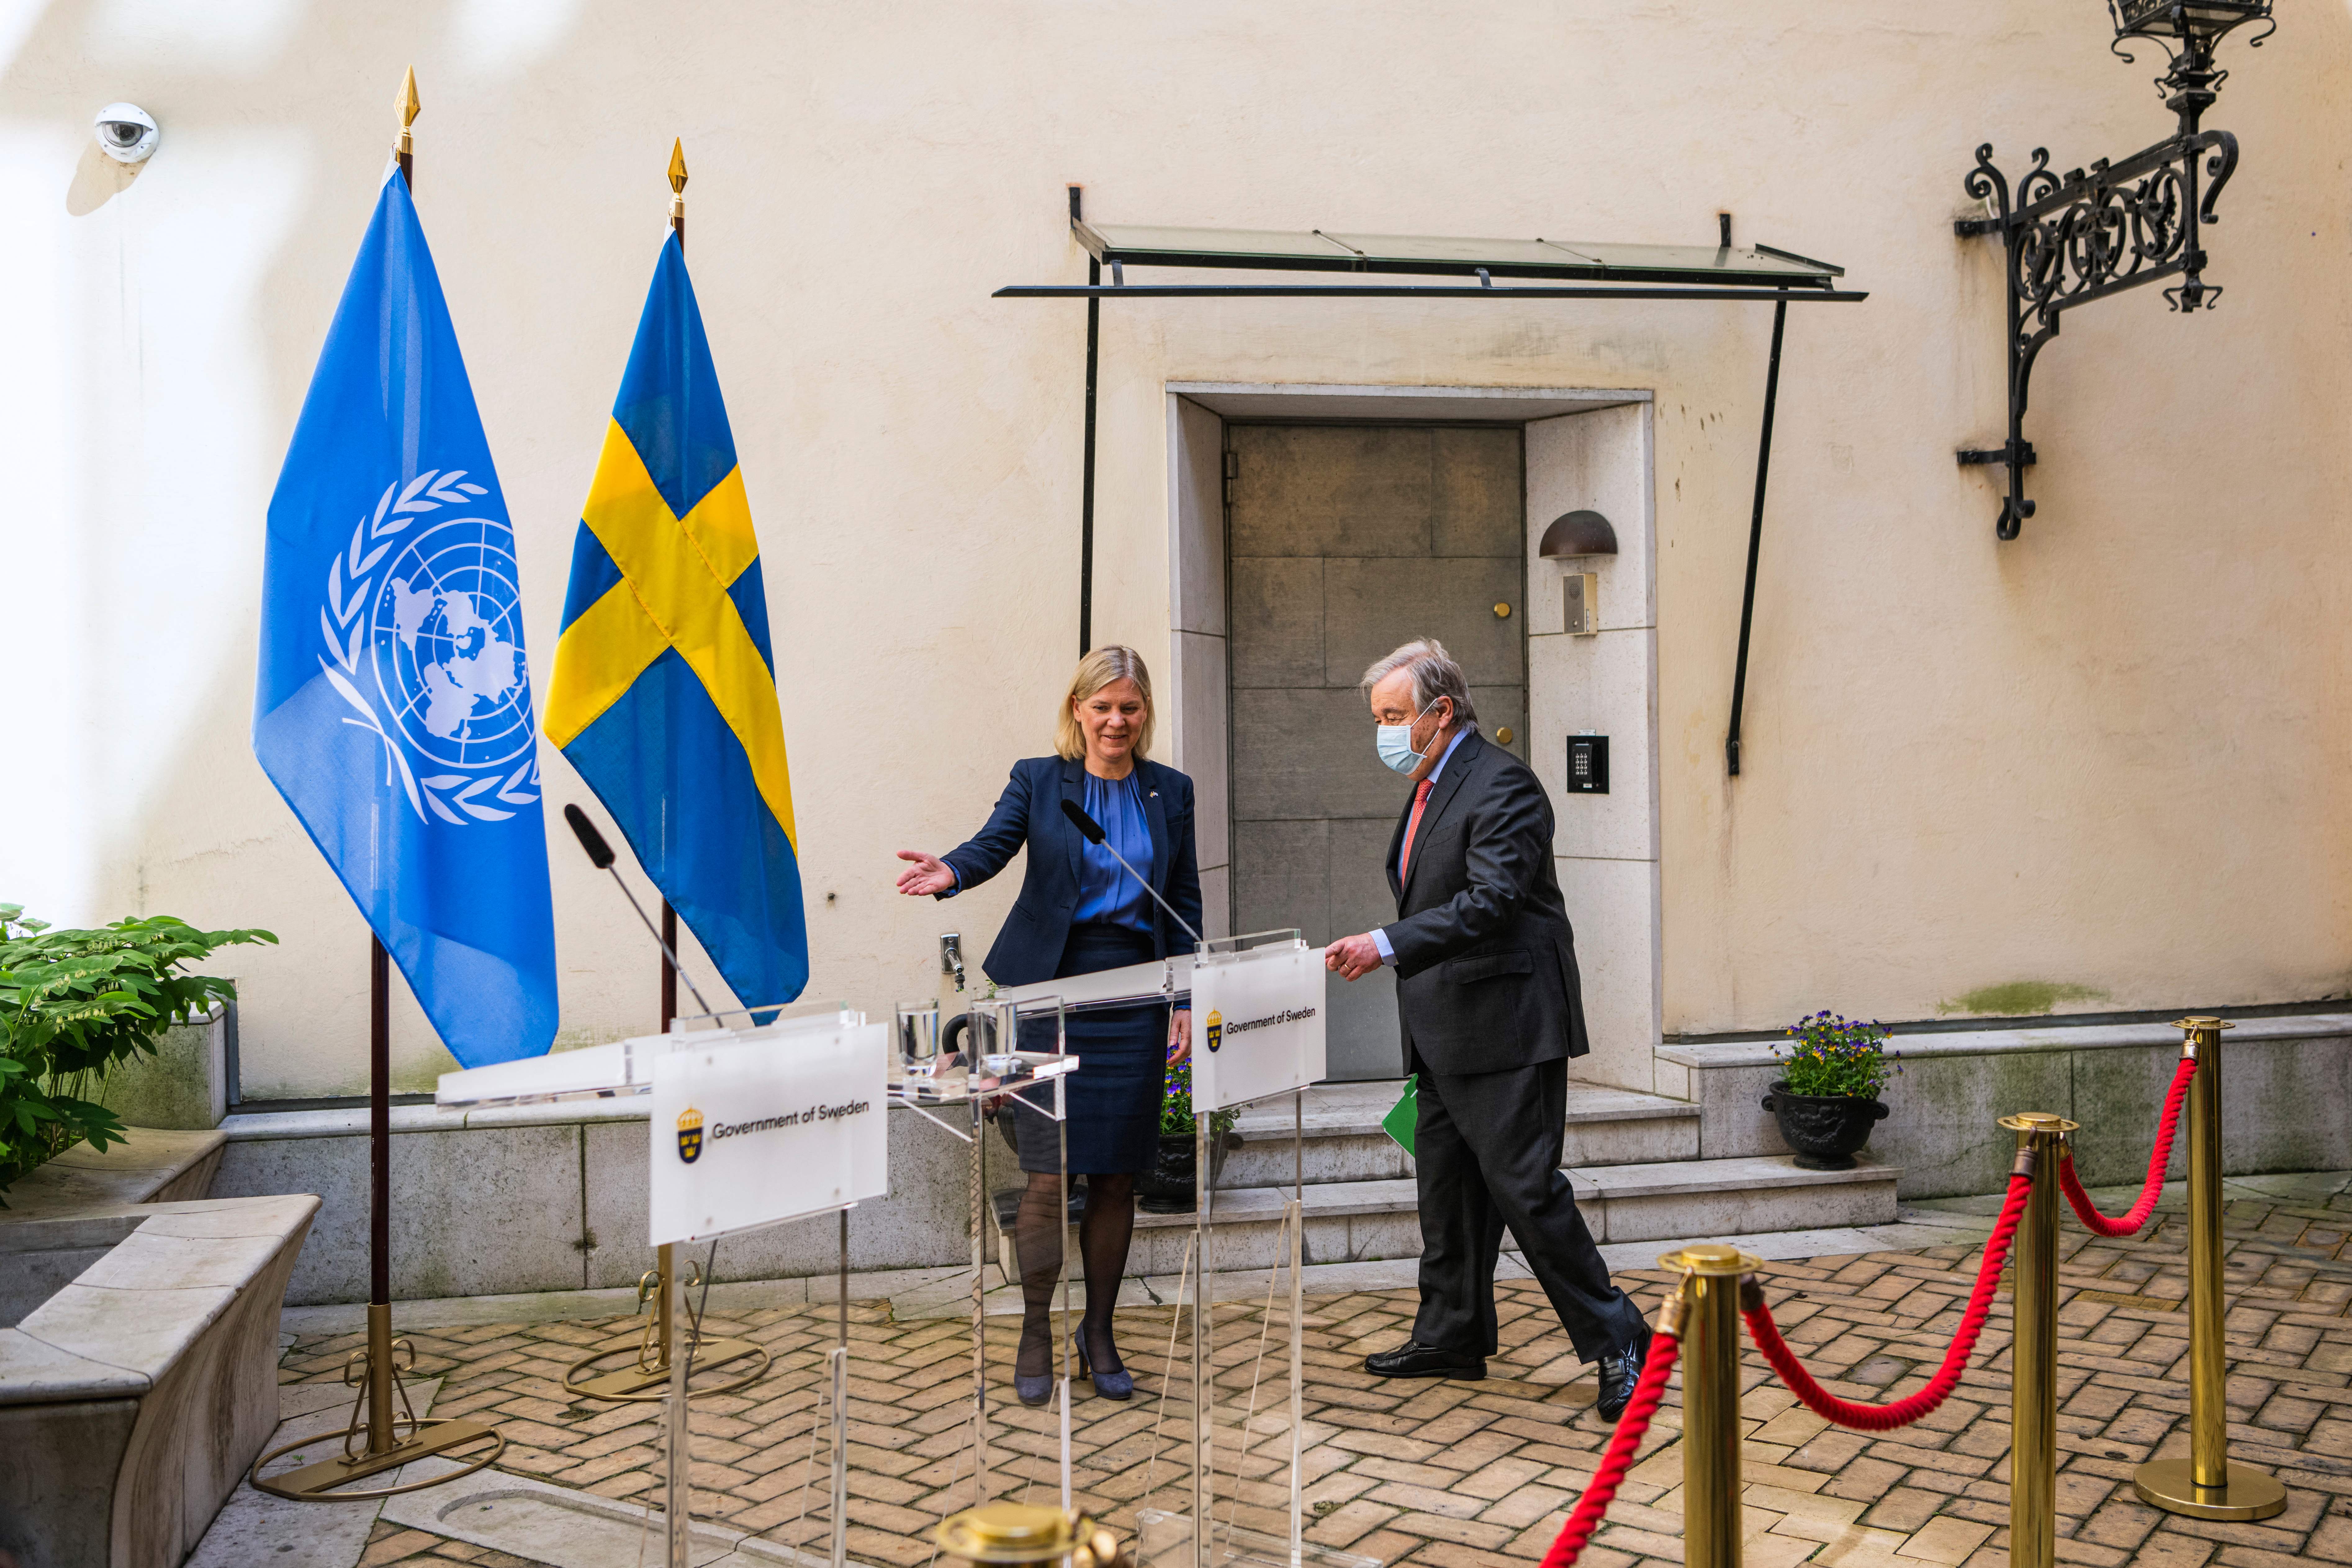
[1061,798,1204,946]
[562,802,714,1019]
[564,803,616,869]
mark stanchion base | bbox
[565,1335,768,1401]
[250,1417,504,1502]
[2131,1458,2288,1521]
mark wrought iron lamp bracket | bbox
[1955,126,2237,539]
[1954,1,2272,540]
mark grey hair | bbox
[1359,639,1478,727]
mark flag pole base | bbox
[250,1417,504,1501]
[2131,1459,2287,1521]
[565,1336,769,1402]
[250,1302,506,1501]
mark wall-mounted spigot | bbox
[939,933,966,993]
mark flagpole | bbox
[657,135,685,1041]
[365,60,419,1463]
[251,63,507,1503]
[661,135,693,1568]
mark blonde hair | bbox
[1056,646,1155,761]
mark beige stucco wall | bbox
[6,2,2348,1096]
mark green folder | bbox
[1381,1075,1418,1157]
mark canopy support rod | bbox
[1075,186,1100,656]
[1725,298,1786,778]
[998,284,1866,302]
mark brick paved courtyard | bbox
[294,1175,2352,1568]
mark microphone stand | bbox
[561,804,715,1019]
[1059,798,1203,948]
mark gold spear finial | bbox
[395,67,420,156]
[668,138,687,231]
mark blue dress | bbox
[1013,771,1171,1175]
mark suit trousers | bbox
[1409,1054,1645,1363]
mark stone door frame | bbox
[1163,382,1666,1093]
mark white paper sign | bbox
[649,1021,890,1245]
[1191,939,1326,1113]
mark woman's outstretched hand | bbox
[1167,1007,1192,1066]
[895,850,955,897]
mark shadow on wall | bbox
[16,0,638,1099]
[65,138,141,215]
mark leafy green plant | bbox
[1776,1010,1896,1099]
[1159,1056,1237,1144]
[0,905,276,1198]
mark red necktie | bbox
[1399,777,1434,880]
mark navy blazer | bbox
[937,756,1203,987]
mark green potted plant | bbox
[1761,1010,1896,1171]
[1138,1058,1241,1214]
[0,905,274,1200]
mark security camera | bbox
[93,104,158,165]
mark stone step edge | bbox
[1225,1103,1700,1142]
[1106,1153,1899,1229]
[1227,1086,1697,1141]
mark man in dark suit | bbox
[1327,639,1651,1417]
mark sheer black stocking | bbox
[1078,1174,1136,1374]
[1014,1170,1068,1380]
[1013,1171,1140,1379]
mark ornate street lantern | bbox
[1953,2,2276,538]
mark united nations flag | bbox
[676,1106,705,1165]
[253,163,557,1070]
[1205,1011,1223,1055]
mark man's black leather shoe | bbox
[1593,1327,1652,1422]
[1363,1340,1486,1380]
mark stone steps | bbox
[1215,1079,1700,1188]
[989,1149,1900,1278]
[986,1079,1707,1279]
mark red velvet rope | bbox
[2057,1054,2197,1237]
[1536,1328,1681,1568]
[1741,1169,2032,1431]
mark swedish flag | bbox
[545,234,807,1012]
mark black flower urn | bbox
[1138,1131,1237,1214]
[1762,1081,1889,1171]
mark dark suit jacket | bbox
[1382,729,1589,1076]
[937,755,1203,987]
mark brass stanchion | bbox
[936,1502,1131,1568]
[2133,1019,2287,1521]
[1997,1111,2072,1568]
[1658,1242,1757,1568]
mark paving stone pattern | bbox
[292,1181,2352,1568]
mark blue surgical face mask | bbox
[1375,704,1446,776]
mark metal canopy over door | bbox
[1226,423,1527,1082]
[998,193,1865,780]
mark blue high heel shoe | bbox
[1014,1370,1053,1407]
[1074,1328,1134,1400]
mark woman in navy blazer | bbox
[896,647,1201,1405]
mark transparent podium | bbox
[438,1001,890,1568]
[890,994,1082,1507]
[931,930,1357,1568]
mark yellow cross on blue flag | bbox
[544,234,807,1012]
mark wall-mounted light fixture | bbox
[1956,0,2276,538]
[1539,508,1618,558]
